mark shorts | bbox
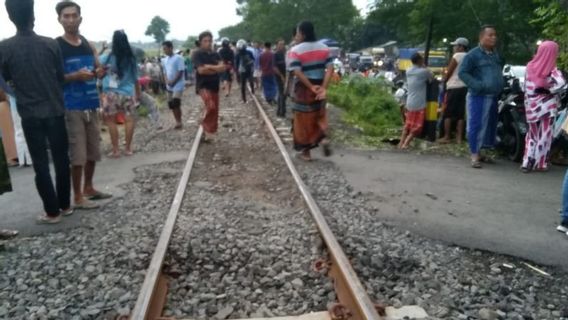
[102,91,138,116]
[220,71,233,82]
[66,110,101,166]
[167,90,183,101]
[444,87,467,120]
[404,109,425,136]
[253,70,261,78]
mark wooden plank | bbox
[130,127,204,320]
[249,90,381,320]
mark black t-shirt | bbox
[219,47,235,66]
[274,50,286,76]
[193,49,221,92]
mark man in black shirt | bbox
[274,39,287,117]
[218,38,235,97]
[0,0,71,224]
[194,31,229,142]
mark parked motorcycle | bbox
[496,75,526,162]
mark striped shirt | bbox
[287,41,333,111]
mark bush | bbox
[328,75,402,137]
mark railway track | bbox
[126,90,384,320]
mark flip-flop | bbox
[322,144,332,157]
[0,229,19,240]
[86,192,112,201]
[471,160,483,169]
[107,152,121,159]
[295,153,312,162]
[75,199,100,210]
[36,215,62,225]
[124,150,134,157]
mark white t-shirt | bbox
[446,52,466,89]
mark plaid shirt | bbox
[0,30,65,119]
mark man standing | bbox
[459,25,504,169]
[218,38,235,97]
[260,42,277,104]
[56,1,110,210]
[398,53,432,149]
[0,0,71,224]
[194,31,228,142]
[253,41,262,90]
[439,37,469,144]
[162,41,186,130]
[274,39,287,117]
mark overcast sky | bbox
[0,0,370,42]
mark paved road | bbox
[0,151,187,237]
[328,149,568,270]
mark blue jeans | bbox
[466,94,498,155]
[562,169,568,224]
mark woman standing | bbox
[235,39,255,103]
[100,30,141,158]
[193,31,229,142]
[287,21,334,161]
[522,41,566,173]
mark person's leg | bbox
[522,121,538,170]
[124,115,135,154]
[276,77,285,116]
[45,116,71,212]
[240,74,247,102]
[21,118,60,217]
[65,111,88,206]
[105,116,120,157]
[467,95,484,163]
[456,120,465,144]
[440,118,452,142]
[398,128,409,149]
[402,133,415,149]
[249,74,255,95]
[83,110,103,196]
[537,115,554,170]
[558,168,568,232]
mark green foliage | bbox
[370,0,542,64]
[222,0,358,43]
[183,36,199,50]
[145,16,170,45]
[328,76,402,137]
[532,0,568,70]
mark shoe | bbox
[557,222,568,233]
[61,208,74,216]
[74,199,100,210]
[37,214,62,225]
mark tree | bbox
[219,22,253,41]
[533,0,568,69]
[145,16,170,45]
[183,35,199,50]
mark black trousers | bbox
[239,72,255,102]
[276,76,287,117]
[21,116,71,216]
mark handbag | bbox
[294,81,318,105]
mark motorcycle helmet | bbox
[221,37,230,46]
[237,39,247,50]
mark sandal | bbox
[520,167,531,174]
[0,229,19,240]
[85,192,112,201]
[36,215,62,225]
[61,208,75,216]
[74,199,100,210]
[295,153,312,162]
[107,152,120,159]
[471,160,482,169]
[322,143,332,157]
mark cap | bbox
[450,37,469,47]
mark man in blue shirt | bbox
[459,25,504,169]
[56,1,111,210]
[162,41,186,130]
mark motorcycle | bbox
[496,75,526,162]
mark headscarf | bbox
[526,41,559,89]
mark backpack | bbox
[239,52,254,73]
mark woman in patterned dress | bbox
[522,41,566,173]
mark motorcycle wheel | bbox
[497,114,524,162]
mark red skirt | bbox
[199,89,220,134]
[292,107,328,151]
[404,109,425,136]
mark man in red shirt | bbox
[260,42,277,104]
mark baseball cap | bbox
[450,37,469,47]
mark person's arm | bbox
[550,69,567,94]
[288,50,318,93]
[53,43,65,84]
[315,63,335,101]
[458,54,483,92]
[443,57,458,83]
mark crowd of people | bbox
[0,0,335,238]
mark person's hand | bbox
[315,87,327,100]
[310,85,321,95]
[102,41,108,51]
[76,68,96,82]
[95,67,107,79]
[0,89,6,102]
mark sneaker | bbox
[37,214,62,225]
[557,222,568,233]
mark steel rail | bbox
[130,126,204,320]
[249,91,382,320]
